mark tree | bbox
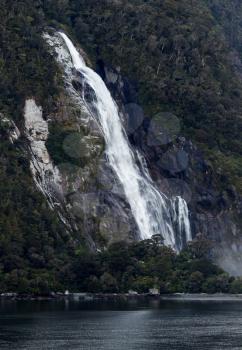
[100,272,118,293]
[187,234,212,259]
[187,271,204,293]
[229,278,242,294]
[133,276,154,293]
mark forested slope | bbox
[0,0,242,292]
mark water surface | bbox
[0,298,242,349]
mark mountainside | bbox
[0,0,242,292]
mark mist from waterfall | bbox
[54,32,191,251]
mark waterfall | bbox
[171,197,192,251]
[54,32,191,251]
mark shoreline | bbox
[2,292,242,302]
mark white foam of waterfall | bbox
[54,32,191,250]
[172,196,192,251]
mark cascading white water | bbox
[57,32,191,250]
[172,196,192,251]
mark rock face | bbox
[0,115,20,143]
[47,32,193,250]
[41,32,140,248]
[16,33,241,274]
[23,98,73,232]
[100,62,242,275]
[22,93,138,248]
[24,99,63,207]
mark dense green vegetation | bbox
[0,0,68,293]
[0,122,79,294]
[0,0,242,293]
[50,0,242,192]
[67,235,242,295]
[0,0,60,118]
[2,234,242,295]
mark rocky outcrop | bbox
[0,115,20,144]
[24,99,63,208]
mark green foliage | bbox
[100,272,118,293]
[0,0,73,296]
[229,278,242,294]
[57,0,242,193]
[1,0,242,295]
[187,271,204,293]
[0,124,75,295]
[0,0,61,118]
[132,276,155,293]
[66,236,242,295]
[46,123,77,165]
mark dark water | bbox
[0,298,242,349]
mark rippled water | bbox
[0,298,242,349]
